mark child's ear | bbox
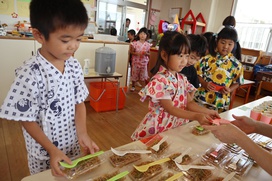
[32,28,45,44]
[160,50,168,61]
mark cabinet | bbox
[241,48,263,80]
[0,38,36,104]
[180,10,206,34]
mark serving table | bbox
[22,96,272,181]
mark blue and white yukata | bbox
[0,50,88,174]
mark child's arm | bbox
[75,102,99,154]
[21,121,71,177]
[186,92,220,120]
[160,99,212,124]
[220,82,239,94]
[198,76,216,91]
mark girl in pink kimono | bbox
[130,27,152,92]
[131,31,220,141]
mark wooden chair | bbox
[255,81,272,100]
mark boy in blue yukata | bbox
[0,0,99,177]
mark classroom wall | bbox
[0,0,96,31]
[150,0,233,33]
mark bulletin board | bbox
[0,0,95,18]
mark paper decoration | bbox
[11,12,18,18]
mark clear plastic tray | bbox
[145,134,171,157]
[128,160,164,181]
[202,143,233,167]
[182,158,217,181]
[88,169,127,181]
[165,147,199,171]
[109,152,142,168]
[223,154,254,176]
[190,124,210,136]
[153,170,186,181]
[62,153,106,180]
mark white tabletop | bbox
[22,97,272,181]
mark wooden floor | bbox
[0,88,254,181]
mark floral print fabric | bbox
[131,41,151,81]
[131,65,195,141]
[194,52,244,112]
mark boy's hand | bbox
[78,132,99,155]
[49,148,72,177]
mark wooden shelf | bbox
[180,10,206,34]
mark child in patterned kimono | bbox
[131,31,220,141]
[0,0,99,176]
[194,26,244,113]
[130,27,152,91]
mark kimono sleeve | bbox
[139,74,172,102]
[0,65,40,121]
[72,59,89,104]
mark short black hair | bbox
[30,0,88,40]
[128,29,136,36]
[187,34,207,57]
[110,27,117,36]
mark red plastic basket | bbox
[89,82,127,112]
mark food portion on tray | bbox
[145,135,170,156]
[129,161,163,181]
[63,155,103,180]
[202,144,232,166]
[192,125,210,135]
[109,152,141,167]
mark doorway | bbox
[96,0,148,41]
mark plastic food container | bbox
[129,160,163,181]
[223,154,254,176]
[145,134,171,157]
[62,154,106,180]
[202,143,233,167]
[88,169,127,181]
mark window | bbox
[233,0,272,52]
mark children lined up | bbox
[131,31,220,141]
[194,26,244,113]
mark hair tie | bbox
[213,33,218,38]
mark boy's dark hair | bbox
[110,27,117,36]
[151,31,190,75]
[187,34,207,57]
[128,29,136,36]
[30,0,88,40]
[148,30,152,39]
[203,32,213,46]
[222,16,236,27]
[135,27,148,41]
[209,27,241,60]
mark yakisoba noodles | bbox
[109,153,141,167]
[167,153,192,171]
[63,157,101,179]
[93,170,125,181]
[129,161,163,181]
